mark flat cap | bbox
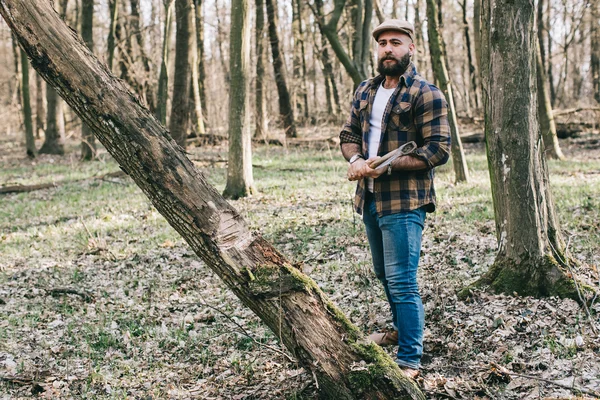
[372,19,415,41]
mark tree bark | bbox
[0,2,426,399]
[130,0,157,114]
[460,0,479,111]
[81,0,96,160]
[169,0,194,148]
[254,0,267,138]
[35,72,45,138]
[425,0,469,183]
[193,0,208,128]
[223,0,255,199]
[471,0,580,300]
[156,0,173,126]
[39,84,65,155]
[546,3,555,107]
[292,0,309,120]
[536,40,564,160]
[20,47,35,158]
[189,1,206,136]
[107,0,119,71]
[265,0,297,138]
[473,0,482,81]
[592,0,600,103]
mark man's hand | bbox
[347,158,366,181]
[360,156,387,178]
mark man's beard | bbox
[377,53,411,76]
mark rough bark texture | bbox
[425,0,469,183]
[265,0,296,138]
[473,0,580,300]
[535,44,564,161]
[460,0,479,111]
[20,48,36,158]
[0,2,426,398]
[81,0,96,160]
[156,0,173,126]
[170,0,194,148]
[223,0,255,199]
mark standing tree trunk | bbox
[39,84,65,155]
[460,0,479,111]
[169,0,194,148]
[536,40,564,160]
[546,3,556,107]
[265,0,297,138]
[81,0,96,160]
[470,0,580,300]
[35,73,44,138]
[156,0,173,126]
[292,0,309,121]
[426,0,469,183]
[20,48,35,158]
[107,0,119,71]
[254,0,267,138]
[189,3,206,136]
[223,0,255,199]
[592,0,600,103]
[130,0,157,113]
[0,2,426,398]
[194,0,208,128]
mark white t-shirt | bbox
[367,82,395,192]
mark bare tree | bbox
[35,73,44,138]
[223,0,255,199]
[156,0,173,126]
[592,0,600,103]
[426,0,469,182]
[169,0,195,147]
[130,0,157,113]
[254,0,267,137]
[471,0,581,300]
[20,48,35,158]
[1,2,426,398]
[107,0,119,71]
[265,0,297,137]
[81,0,96,160]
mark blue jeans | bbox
[363,193,426,369]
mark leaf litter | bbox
[1,138,599,399]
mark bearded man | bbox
[339,19,451,379]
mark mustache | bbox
[381,55,399,61]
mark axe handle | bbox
[367,141,417,169]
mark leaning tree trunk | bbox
[169,0,194,148]
[20,48,35,158]
[0,1,425,399]
[81,0,97,160]
[426,0,469,183]
[472,0,580,300]
[223,0,255,199]
[535,43,564,160]
[265,0,297,138]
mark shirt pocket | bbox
[389,101,412,132]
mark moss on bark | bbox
[459,254,591,304]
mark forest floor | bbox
[1,124,599,399]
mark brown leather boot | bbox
[367,330,398,346]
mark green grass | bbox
[1,138,599,398]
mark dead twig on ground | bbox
[0,170,127,195]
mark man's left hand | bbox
[360,156,387,178]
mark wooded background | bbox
[1,0,599,156]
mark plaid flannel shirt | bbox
[340,63,451,216]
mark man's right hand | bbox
[347,158,366,181]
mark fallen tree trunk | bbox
[0,2,424,398]
[0,171,126,195]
